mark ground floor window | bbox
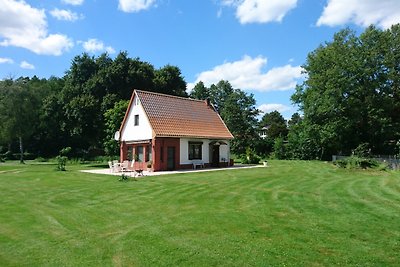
[146,145,152,162]
[136,146,144,162]
[127,146,134,161]
[189,142,202,160]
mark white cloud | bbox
[0,0,73,56]
[0,57,14,64]
[189,55,303,92]
[62,0,84,6]
[258,103,291,114]
[20,61,35,69]
[223,0,297,24]
[118,0,156,13]
[82,38,116,54]
[50,8,81,21]
[317,0,400,29]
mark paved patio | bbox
[81,164,264,177]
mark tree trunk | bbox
[320,146,325,161]
[19,136,24,164]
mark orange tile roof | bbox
[134,90,233,139]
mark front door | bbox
[167,147,175,170]
[212,145,220,167]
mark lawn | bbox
[0,160,399,266]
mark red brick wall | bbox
[120,141,127,162]
[120,142,152,171]
[153,137,180,171]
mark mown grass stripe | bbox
[1,160,399,266]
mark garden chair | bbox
[108,161,114,173]
[121,160,129,173]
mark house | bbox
[118,90,234,171]
[259,126,269,139]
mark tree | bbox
[221,89,260,154]
[104,100,129,156]
[208,80,234,113]
[59,52,188,155]
[190,80,260,155]
[288,112,302,129]
[153,65,187,97]
[0,79,40,163]
[189,81,209,100]
[291,25,400,159]
[259,111,288,139]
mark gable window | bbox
[134,114,139,126]
[189,142,202,160]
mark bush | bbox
[240,148,261,164]
[118,173,131,182]
[352,143,371,158]
[35,157,48,162]
[4,151,14,160]
[272,137,288,159]
[56,156,68,171]
[334,156,384,170]
[56,147,71,171]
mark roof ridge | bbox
[134,89,205,103]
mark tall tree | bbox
[259,111,288,139]
[291,25,400,159]
[190,80,260,155]
[153,65,187,97]
[103,100,129,156]
[189,81,209,100]
[0,79,40,162]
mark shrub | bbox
[4,151,14,160]
[240,148,261,164]
[118,173,130,182]
[352,143,371,158]
[56,147,71,171]
[56,156,68,171]
[35,157,47,162]
[272,137,288,159]
[334,156,384,170]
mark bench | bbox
[192,160,205,169]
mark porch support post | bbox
[120,141,127,162]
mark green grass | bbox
[1,161,399,266]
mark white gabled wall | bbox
[179,138,231,165]
[121,95,153,142]
[219,143,230,162]
[180,138,211,164]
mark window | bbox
[146,145,152,162]
[134,114,139,126]
[127,146,134,161]
[189,142,202,160]
[136,146,144,162]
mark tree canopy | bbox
[0,52,188,159]
[291,25,400,159]
[190,80,260,155]
[2,24,400,162]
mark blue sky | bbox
[1,0,400,119]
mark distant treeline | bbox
[1,25,400,161]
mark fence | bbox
[332,155,400,170]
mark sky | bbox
[1,0,400,120]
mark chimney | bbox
[205,98,211,107]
